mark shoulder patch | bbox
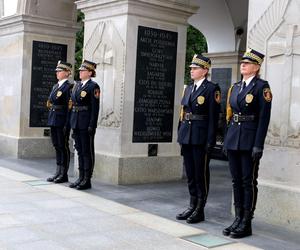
[94,88,100,99]
[214,90,221,104]
[263,88,272,102]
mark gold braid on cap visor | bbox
[57,64,71,71]
[83,63,95,71]
[243,51,263,65]
[191,57,211,69]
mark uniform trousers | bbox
[227,150,259,211]
[50,126,70,168]
[181,144,210,200]
[72,129,95,174]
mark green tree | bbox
[74,11,84,80]
[185,25,207,84]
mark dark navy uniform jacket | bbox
[224,77,272,151]
[47,80,72,127]
[70,79,100,130]
[177,79,220,146]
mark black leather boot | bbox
[46,165,61,182]
[223,207,243,236]
[77,170,92,190]
[54,165,69,183]
[69,169,84,188]
[186,198,205,224]
[176,196,197,220]
[230,210,252,238]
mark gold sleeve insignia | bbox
[68,99,73,110]
[214,90,221,104]
[46,100,52,109]
[94,88,100,99]
[226,85,234,123]
[197,96,205,105]
[263,88,272,102]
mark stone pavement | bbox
[0,157,299,250]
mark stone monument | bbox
[0,0,77,157]
[76,0,198,184]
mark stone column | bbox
[76,0,198,184]
[0,0,3,17]
[0,0,77,157]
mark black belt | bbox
[232,113,255,122]
[184,113,207,121]
[51,105,66,110]
[72,106,89,112]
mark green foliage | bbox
[185,25,207,85]
[74,11,84,80]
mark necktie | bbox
[192,84,197,92]
[239,81,246,93]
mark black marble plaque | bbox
[132,26,178,142]
[211,68,232,111]
[29,41,67,127]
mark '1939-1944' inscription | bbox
[132,26,178,142]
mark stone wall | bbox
[248,0,300,232]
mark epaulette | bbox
[256,78,268,85]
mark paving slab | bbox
[0,158,299,250]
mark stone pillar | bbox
[76,0,198,184]
[248,0,300,232]
[0,0,3,17]
[0,0,77,157]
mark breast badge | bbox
[263,88,272,102]
[197,96,205,105]
[56,91,62,97]
[80,91,87,98]
[245,94,253,103]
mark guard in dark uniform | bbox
[176,54,221,224]
[46,61,72,183]
[69,60,100,190]
[223,49,272,238]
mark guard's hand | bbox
[63,126,67,135]
[180,144,183,156]
[252,147,263,161]
[71,131,76,139]
[222,147,227,157]
[205,144,213,155]
[88,126,95,136]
